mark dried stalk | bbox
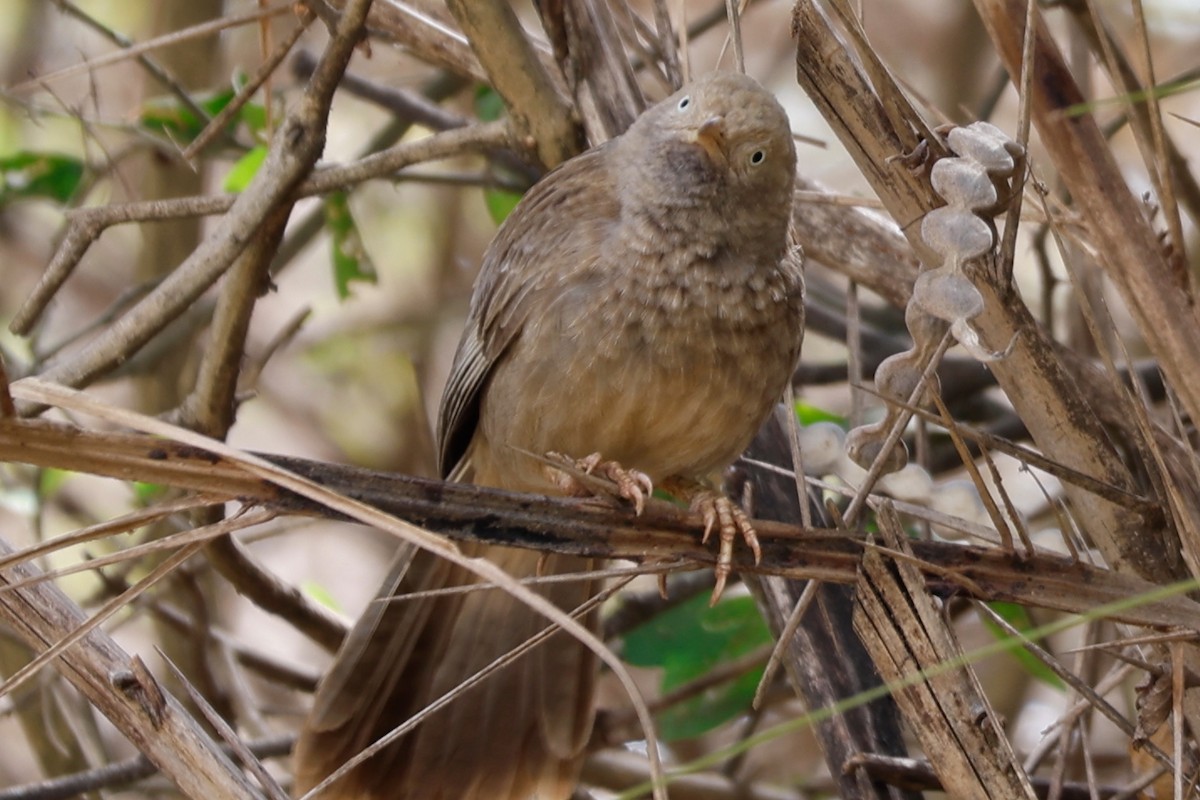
[789,1,1169,585]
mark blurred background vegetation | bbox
[0,1,1199,798]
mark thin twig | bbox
[181,8,315,161]
[50,0,211,124]
[0,539,208,702]
[11,2,296,94]
[159,653,289,800]
[16,21,477,401]
[11,119,512,338]
[0,735,294,800]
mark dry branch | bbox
[974,0,1200,498]
[0,538,263,798]
[853,509,1038,800]
[1,414,1197,634]
[446,0,582,166]
[789,1,1172,586]
[11,120,511,357]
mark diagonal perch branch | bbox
[0,414,1197,634]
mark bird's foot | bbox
[546,452,653,515]
[663,477,761,604]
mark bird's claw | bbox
[693,491,760,604]
[547,452,653,515]
[578,453,653,515]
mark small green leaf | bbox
[142,87,235,142]
[980,602,1065,690]
[301,581,341,612]
[132,481,168,505]
[323,191,378,300]
[483,188,523,224]
[141,75,268,144]
[0,152,84,205]
[660,668,764,740]
[473,86,528,223]
[623,592,771,739]
[223,145,267,192]
[37,468,73,498]
[237,102,268,135]
[473,85,506,122]
[794,402,846,427]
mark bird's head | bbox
[618,72,797,246]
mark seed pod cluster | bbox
[845,122,1025,475]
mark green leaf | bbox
[794,402,846,427]
[473,85,528,223]
[0,152,83,206]
[238,101,268,136]
[132,481,168,505]
[140,77,267,144]
[323,191,377,300]
[980,602,1065,690]
[660,667,764,740]
[622,592,771,740]
[301,581,341,613]
[37,468,73,498]
[483,188,523,225]
[141,87,235,142]
[223,145,267,192]
[473,85,506,122]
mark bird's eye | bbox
[750,150,766,165]
[677,96,691,110]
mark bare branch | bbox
[13,0,392,402]
[0,537,263,798]
[446,0,583,167]
[1,413,1198,633]
[10,120,512,338]
[10,2,296,94]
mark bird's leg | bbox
[545,451,654,515]
[662,476,761,604]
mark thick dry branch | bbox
[847,754,1135,800]
[543,0,645,142]
[0,415,1197,633]
[315,0,486,82]
[445,0,582,167]
[0,538,263,798]
[853,509,1037,800]
[973,0,1200,477]
[789,2,1169,585]
[1064,2,1194,244]
[742,408,916,800]
[792,177,921,309]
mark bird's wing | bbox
[436,144,620,477]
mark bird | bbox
[293,71,804,800]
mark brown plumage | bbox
[294,71,803,799]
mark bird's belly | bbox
[475,312,795,492]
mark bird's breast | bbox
[474,251,802,491]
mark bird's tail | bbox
[294,543,597,800]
